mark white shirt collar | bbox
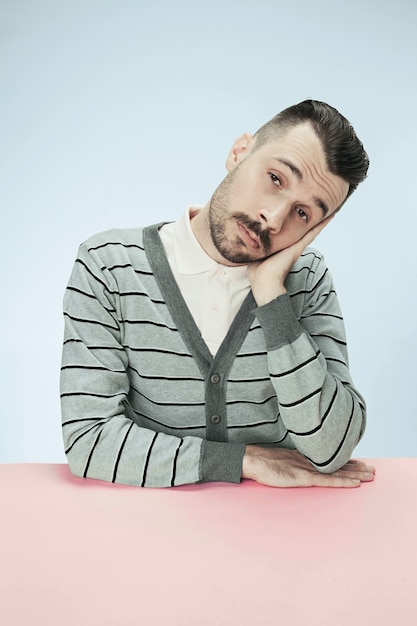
[174,206,216,275]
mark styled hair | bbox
[254,99,369,200]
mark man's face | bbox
[208,123,349,265]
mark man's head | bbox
[195,99,369,266]
[252,99,369,202]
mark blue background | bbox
[1,0,416,462]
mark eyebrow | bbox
[274,158,329,216]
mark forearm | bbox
[62,366,245,487]
[63,412,200,487]
[256,293,366,472]
[62,390,245,486]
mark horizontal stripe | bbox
[301,312,343,321]
[128,364,202,382]
[123,345,192,357]
[87,241,145,252]
[270,351,320,378]
[130,385,205,407]
[243,432,290,445]
[130,406,205,431]
[122,319,178,331]
[300,250,322,262]
[116,291,165,304]
[107,263,152,275]
[61,365,125,373]
[310,333,347,346]
[228,375,270,383]
[310,267,328,291]
[75,259,109,290]
[62,417,108,426]
[290,287,336,299]
[65,422,102,454]
[228,415,279,429]
[63,312,118,331]
[289,265,314,277]
[235,350,268,358]
[279,387,321,408]
[287,386,338,436]
[66,286,100,301]
[88,344,125,352]
[61,391,125,399]
[326,356,348,366]
[226,394,276,406]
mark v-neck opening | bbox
[142,223,257,379]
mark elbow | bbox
[64,443,89,480]
[66,453,86,479]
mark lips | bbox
[237,223,261,249]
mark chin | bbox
[220,248,265,266]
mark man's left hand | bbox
[247,215,334,306]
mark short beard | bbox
[210,212,271,264]
[208,172,271,264]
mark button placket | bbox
[205,366,227,441]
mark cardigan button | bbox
[210,414,221,425]
[210,373,220,384]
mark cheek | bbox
[231,175,263,207]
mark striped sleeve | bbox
[60,241,244,487]
[255,252,366,473]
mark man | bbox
[61,99,375,489]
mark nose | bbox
[257,203,290,234]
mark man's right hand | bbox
[242,446,375,488]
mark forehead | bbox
[255,123,349,211]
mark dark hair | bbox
[254,99,369,200]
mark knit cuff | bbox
[199,440,246,484]
[255,293,303,351]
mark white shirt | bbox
[159,207,251,355]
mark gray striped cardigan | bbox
[60,223,366,487]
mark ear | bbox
[225,132,255,172]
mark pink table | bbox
[1,460,416,625]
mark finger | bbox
[340,460,376,474]
[310,473,361,489]
[336,469,375,483]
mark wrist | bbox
[252,284,287,307]
[242,445,257,480]
[255,293,302,350]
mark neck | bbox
[190,204,223,264]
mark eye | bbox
[269,172,282,187]
[296,206,309,222]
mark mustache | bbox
[232,212,271,253]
